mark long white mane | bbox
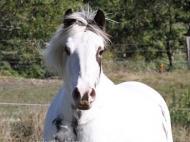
[43,6,110,77]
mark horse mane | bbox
[43,6,110,77]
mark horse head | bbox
[44,7,109,110]
[63,8,107,110]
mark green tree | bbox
[0,0,83,77]
[173,0,190,36]
[91,0,186,67]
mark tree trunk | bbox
[166,8,173,67]
[166,39,172,67]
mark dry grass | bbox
[0,70,190,141]
[172,126,190,142]
[0,77,61,142]
[0,107,47,142]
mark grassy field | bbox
[0,77,61,142]
[0,70,190,142]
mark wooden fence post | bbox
[186,37,190,70]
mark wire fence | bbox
[0,39,188,73]
[0,102,50,107]
[0,102,189,111]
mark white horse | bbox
[42,7,173,142]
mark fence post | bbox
[187,37,190,70]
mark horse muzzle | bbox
[72,87,96,110]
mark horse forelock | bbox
[64,7,110,46]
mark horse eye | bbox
[65,46,70,56]
[99,50,104,56]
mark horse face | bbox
[65,31,105,110]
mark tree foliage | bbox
[91,0,187,64]
[0,0,189,77]
[0,0,82,77]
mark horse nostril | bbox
[72,87,81,101]
[72,87,96,105]
[90,88,96,100]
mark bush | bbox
[170,90,190,128]
[0,40,46,78]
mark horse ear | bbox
[94,9,106,31]
[64,9,76,28]
[65,8,73,16]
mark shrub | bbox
[170,90,190,129]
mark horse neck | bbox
[98,73,115,87]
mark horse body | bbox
[75,80,172,142]
[43,6,173,142]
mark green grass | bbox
[0,77,62,104]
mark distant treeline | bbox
[0,0,189,77]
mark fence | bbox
[0,39,189,78]
[0,102,189,110]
